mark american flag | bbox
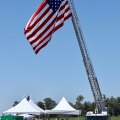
[24,0,72,54]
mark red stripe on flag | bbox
[27,12,54,40]
[30,17,56,45]
[24,7,50,34]
[24,0,72,54]
[33,30,53,50]
[35,40,50,54]
[26,1,47,28]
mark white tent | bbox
[29,99,45,113]
[45,97,81,115]
[18,114,34,119]
[3,98,40,115]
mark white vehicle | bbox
[86,111,111,120]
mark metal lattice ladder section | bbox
[68,0,104,113]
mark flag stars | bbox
[46,0,64,12]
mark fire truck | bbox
[68,0,111,119]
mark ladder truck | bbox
[68,0,110,119]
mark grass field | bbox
[110,116,120,120]
[49,116,120,120]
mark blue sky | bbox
[0,0,120,114]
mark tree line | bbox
[13,95,120,116]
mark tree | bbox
[75,95,84,110]
[89,102,96,111]
[69,102,75,108]
[82,101,91,115]
[37,101,45,110]
[105,96,120,116]
[43,97,57,110]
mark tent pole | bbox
[39,114,40,120]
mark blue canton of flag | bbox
[46,0,64,12]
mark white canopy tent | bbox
[18,114,34,119]
[45,97,81,115]
[29,99,45,114]
[3,98,41,115]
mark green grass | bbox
[111,116,120,120]
[48,115,120,120]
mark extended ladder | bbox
[68,0,104,113]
